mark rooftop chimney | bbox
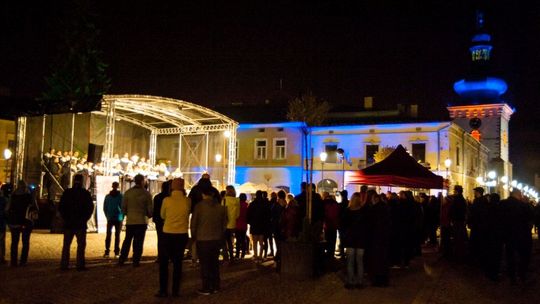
[364,96,373,110]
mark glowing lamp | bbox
[500,176,508,184]
[3,148,12,160]
[476,176,484,184]
[224,130,231,138]
[444,158,452,168]
[215,153,222,162]
[511,180,518,187]
[319,152,328,162]
[517,183,523,190]
[487,171,497,180]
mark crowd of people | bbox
[1,173,540,297]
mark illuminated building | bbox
[234,119,488,198]
[447,11,513,197]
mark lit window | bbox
[273,138,287,160]
[366,144,379,165]
[412,143,426,163]
[325,144,339,163]
[254,139,267,160]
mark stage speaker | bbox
[87,143,104,163]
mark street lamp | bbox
[444,158,452,178]
[487,170,497,180]
[3,148,12,183]
[337,148,345,190]
[319,152,328,183]
[215,153,223,189]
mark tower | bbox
[447,11,513,191]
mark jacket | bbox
[247,198,271,235]
[341,206,371,249]
[7,191,36,227]
[236,200,248,231]
[122,186,153,225]
[223,196,240,229]
[161,190,191,234]
[191,198,227,241]
[103,190,124,222]
[59,186,94,230]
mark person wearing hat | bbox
[156,178,191,298]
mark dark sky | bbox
[1,0,539,182]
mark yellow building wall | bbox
[0,119,16,183]
[236,124,303,168]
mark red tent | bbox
[345,145,444,189]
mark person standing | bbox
[103,181,124,258]
[368,194,392,287]
[153,180,171,262]
[118,174,153,267]
[6,180,38,267]
[59,174,94,270]
[191,184,227,295]
[449,185,468,261]
[468,187,488,265]
[156,178,191,298]
[247,191,271,263]
[222,185,239,261]
[500,189,534,283]
[341,192,371,289]
[0,190,7,264]
[235,193,249,259]
[323,191,340,259]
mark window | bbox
[412,143,426,163]
[325,144,339,163]
[273,138,287,160]
[456,147,460,166]
[366,144,379,165]
[254,139,267,160]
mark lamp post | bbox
[444,158,452,178]
[337,148,345,190]
[319,152,327,184]
[215,153,222,189]
[487,170,497,193]
[4,148,12,183]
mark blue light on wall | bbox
[453,77,508,97]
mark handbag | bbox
[25,205,39,222]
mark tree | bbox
[374,146,396,163]
[286,92,330,182]
[41,1,110,111]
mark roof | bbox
[346,145,444,189]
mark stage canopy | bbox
[345,145,444,189]
[16,95,238,191]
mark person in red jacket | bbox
[235,193,249,259]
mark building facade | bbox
[235,120,489,199]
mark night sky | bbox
[1,1,539,183]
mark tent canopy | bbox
[345,144,444,189]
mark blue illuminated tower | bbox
[447,10,513,192]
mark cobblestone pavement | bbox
[1,230,539,304]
